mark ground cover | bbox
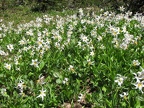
[0,7,144,107]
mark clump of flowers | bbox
[133,67,144,93]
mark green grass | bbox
[0,5,77,26]
[0,7,144,108]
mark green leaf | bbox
[28,72,34,77]
[39,60,45,71]
[102,86,107,92]
[121,102,126,107]
[105,99,112,107]
[53,72,59,78]
[56,79,62,84]
[135,99,143,108]
[137,96,144,101]
[0,74,4,78]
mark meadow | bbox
[0,7,144,108]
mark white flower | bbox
[99,44,105,49]
[110,27,120,36]
[15,60,19,65]
[133,73,141,82]
[90,51,94,56]
[103,11,109,16]
[126,11,132,16]
[1,88,8,97]
[37,74,45,85]
[0,19,3,22]
[122,26,127,33]
[37,38,44,48]
[0,50,8,56]
[87,59,94,65]
[119,92,128,99]
[55,42,60,48]
[115,74,127,86]
[77,41,82,47]
[30,59,39,68]
[26,29,33,36]
[80,34,89,43]
[36,17,42,23]
[100,9,104,12]
[97,36,102,41]
[19,38,28,45]
[4,63,11,70]
[137,71,144,80]
[19,40,25,45]
[17,80,25,92]
[119,42,128,50]
[132,60,140,66]
[133,79,144,93]
[7,44,14,52]
[77,93,85,102]
[119,6,125,12]
[23,46,29,51]
[68,65,74,71]
[63,78,68,84]
[133,67,144,81]
[79,8,84,16]
[37,88,46,101]
[16,67,21,71]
